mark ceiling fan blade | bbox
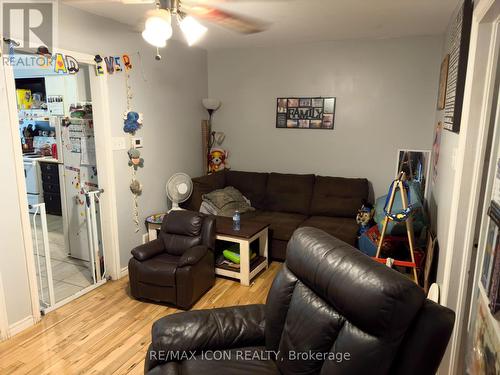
[181,4,269,34]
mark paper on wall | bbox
[81,135,96,165]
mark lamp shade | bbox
[142,28,168,48]
[202,98,221,111]
[142,9,173,47]
[179,16,207,46]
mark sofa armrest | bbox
[131,239,165,261]
[178,245,208,267]
[150,304,265,357]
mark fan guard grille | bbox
[166,173,193,203]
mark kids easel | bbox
[374,172,419,284]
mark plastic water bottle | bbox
[233,210,241,231]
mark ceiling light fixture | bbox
[179,15,208,46]
[142,1,208,50]
[142,8,173,48]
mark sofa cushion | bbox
[310,176,369,218]
[136,253,180,287]
[252,211,307,241]
[183,172,226,211]
[299,216,359,245]
[264,173,315,215]
[225,170,269,209]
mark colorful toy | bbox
[127,148,144,170]
[356,203,374,237]
[16,89,33,109]
[123,111,143,134]
[383,179,414,222]
[223,248,256,264]
[375,172,419,284]
[208,147,229,173]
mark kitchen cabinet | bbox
[40,161,62,216]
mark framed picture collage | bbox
[276,97,336,130]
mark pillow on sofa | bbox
[310,176,369,218]
[265,173,315,215]
[182,172,226,211]
[200,186,255,217]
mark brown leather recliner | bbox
[145,227,455,374]
[128,210,215,310]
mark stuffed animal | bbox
[208,147,229,173]
[130,179,142,195]
[356,203,375,237]
[123,111,143,135]
[127,148,144,170]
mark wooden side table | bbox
[215,218,269,286]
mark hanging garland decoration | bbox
[122,59,144,232]
[92,53,145,232]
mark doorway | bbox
[1,49,120,320]
[15,61,104,310]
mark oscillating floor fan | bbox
[166,173,193,211]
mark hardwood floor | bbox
[0,262,281,375]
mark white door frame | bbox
[438,0,500,373]
[0,56,42,324]
[1,48,121,326]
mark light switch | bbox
[112,137,126,151]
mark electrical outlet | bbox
[142,233,149,244]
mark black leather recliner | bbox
[128,210,215,310]
[145,227,455,374]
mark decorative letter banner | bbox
[93,54,132,76]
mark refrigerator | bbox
[59,116,100,262]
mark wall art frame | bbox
[443,0,473,133]
[276,97,336,130]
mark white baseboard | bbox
[0,273,10,341]
[8,315,35,337]
[120,266,129,279]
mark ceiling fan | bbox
[65,0,282,49]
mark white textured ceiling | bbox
[65,0,460,49]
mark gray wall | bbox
[428,2,462,295]
[208,36,443,198]
[58,5,208,269]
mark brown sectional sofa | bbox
[183,170,369,261]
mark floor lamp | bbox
[202,98,221,174]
